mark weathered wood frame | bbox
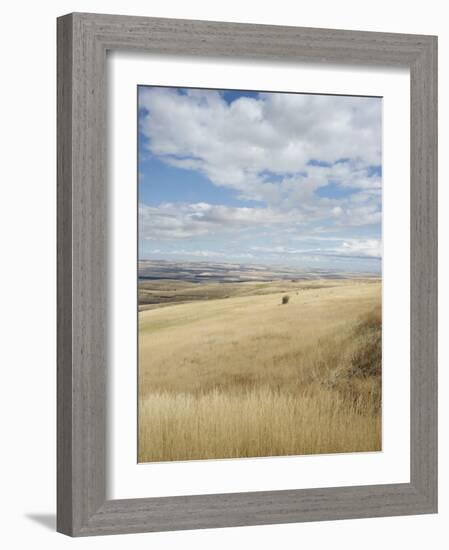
[57,12,438,536]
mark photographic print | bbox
[137,86,382,463]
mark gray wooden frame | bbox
[57,12,438,537]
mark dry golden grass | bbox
[138,279,382,462]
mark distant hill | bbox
[138,259,377,284]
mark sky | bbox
[138,86,382,273]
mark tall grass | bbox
[138,302,382,462]
[139,387,380,462]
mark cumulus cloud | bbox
[139,88,381,203]
[331,239,381,259]
[139,202,299,240]
[139,197,380,242]
[138,87,382,270]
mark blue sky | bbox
[138,86,382,272]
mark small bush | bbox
[282,295,290,305]
[350,307,382,378]
[320,306,382,413]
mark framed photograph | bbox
[57,13,437,536]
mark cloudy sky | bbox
[138,86,382,272]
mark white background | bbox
[0,1,446,549]
[109,55,410,498]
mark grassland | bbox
[138,276,381,462]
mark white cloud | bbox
[138,88,382,270]
[337,238,381,259]
[139,88,381,203]
[139,202,300,240]
[250,239,381,260]
[139,196,381,242]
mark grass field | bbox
[138,277,382,462]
